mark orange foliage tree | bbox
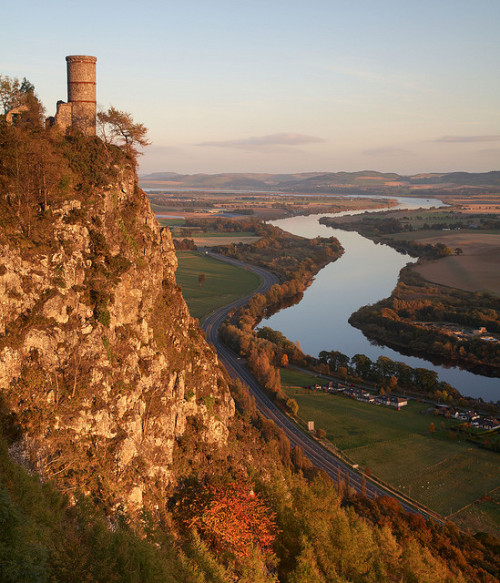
[177,481,278,560]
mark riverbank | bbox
[264,199,500,401]
[319,207,500,380]
[318,206,500,295]
[149,190,397,225]
[349,266,500,379]
[173,195,499,401]
[210,222,496,412]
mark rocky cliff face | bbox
[0,160,234,513]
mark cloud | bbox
[478,147,500,155]
[363,147,414,157]
[197,133,325,149]
[435,135,500,143]
[147,144,183,155]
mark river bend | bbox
[264,197,499,402]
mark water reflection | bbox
[264,198,499,402]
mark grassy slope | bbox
[281,372,500,533]
[175,251,261,320]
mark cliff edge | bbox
[0,129,234,513]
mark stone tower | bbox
[54,55,97,135]
[67,55,97,134]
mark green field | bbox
[453,489,500,535]
[350,435,499,516]
[175,251,261,320]
[282,376,500,532]
[283,386,455,450]
[280,368,327,388]
[384,229,500,241]
[157,218,186,227]
[195,231,256,238]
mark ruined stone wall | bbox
[5,104,29,124]
[54,101,72,131]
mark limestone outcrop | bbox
[0,161,234,513]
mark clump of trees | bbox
[346,492,500,583]
[318,349,463,401]
[349,267,500,377]
[385,239,453,259]
[0,75,36,114]
[220,281,311,406]
[173,238,196,250]
[213,223,342,282]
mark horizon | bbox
[1,1,499,176]
[139,168,500,178]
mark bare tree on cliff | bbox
[97,106,150,160]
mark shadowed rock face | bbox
[0,161,234,514]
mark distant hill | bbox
[140,172,277,190]
[140,170,500,192]
[409,171,500,186]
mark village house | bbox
[474,418,500,431]
[357,393,375,404]
[473,327,487,335]
[389,396,408,410]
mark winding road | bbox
[201,250,443,521]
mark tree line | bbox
[213,223,342,282]
[349,267,500,378]
[219,251,495,412]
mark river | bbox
[263,197,500,403]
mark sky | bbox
[1,0,499,176]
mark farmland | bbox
[282,378,500,534]
[190,233,261,247]
[409,232,500,295]
[320,204,500,295]
[175,251,261,321]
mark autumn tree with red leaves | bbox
[176,481,278,560]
